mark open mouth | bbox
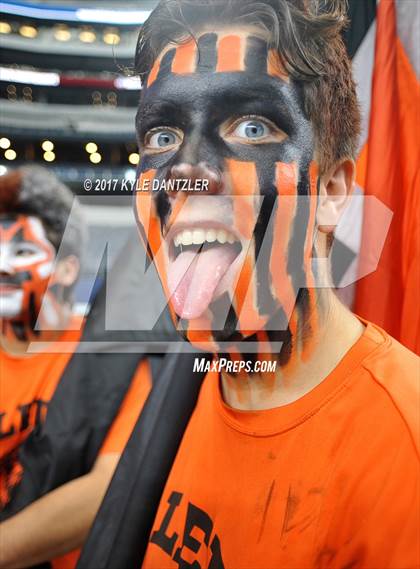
[167,226,243,320]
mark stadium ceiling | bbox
[1,0,158,26]
[2,100,136,141]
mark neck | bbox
[0,305,72,356]
[220,291,364,410]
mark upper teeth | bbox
[174,228,236,247]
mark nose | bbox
[169,162,223,196]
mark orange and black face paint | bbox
[135,32,322,364]
[0,215,58,343]
[146,33,288,87]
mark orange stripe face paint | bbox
[186,315,218,352]
[270,162,298,321]
[267,49,289,82]
[216,35,245,73]
[226,159,267,334]
[135,169,176,324]
[171,40,198,75]
[226,159,259,240]
[146,57,161,87]
[145,32,289,88]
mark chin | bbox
[172,298,273,353]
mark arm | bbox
[0,453,120,569]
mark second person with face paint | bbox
[0,168,156,569]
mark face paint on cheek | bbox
[270,162,299,322]
[226,159,268,334]
[227,158,258,241]
[0,218,53,299]
[185,315,219,352]
[135,170,166,279]
[134,165,220,350]
[135,169,180,327]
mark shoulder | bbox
[360,322,419,456]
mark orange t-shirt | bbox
[0,317,84,505]
[143,322,420,569]
[52,358,152,569]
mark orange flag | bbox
[354,0,420,354]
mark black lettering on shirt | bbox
[150,490,183,556]
[151,491,225,568]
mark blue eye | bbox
[147,130,181,149]
[233,120,270,140]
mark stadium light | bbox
[19,24,37,38]
[129,153,139,165]
[89,152,101,164]
[85,142,98,154]
[0,165,8,176]
[42,140,54,152]
[79,28,96,43]
[0,137,11,150]
[0,22,12,34]
[103,29,120,45]
[43,151,55,162]
[4,149,16,160]
[54,26,71,41]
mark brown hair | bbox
[0,166,86,259]
[135,0,360,173]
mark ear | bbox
[317,159,356,234]
[54,255,80,287]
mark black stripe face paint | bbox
[135,31,320,363]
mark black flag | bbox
[77,349,211,568]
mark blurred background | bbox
[0,0,160,312]
[0,0,418,352]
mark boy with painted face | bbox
[0,168,150,569]
[0,170,81,349]
[133,1,419,568]
[0,166,85,493]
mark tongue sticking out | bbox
[168,244,238,319]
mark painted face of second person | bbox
[0,215,55,320]
[135,29,320,354]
